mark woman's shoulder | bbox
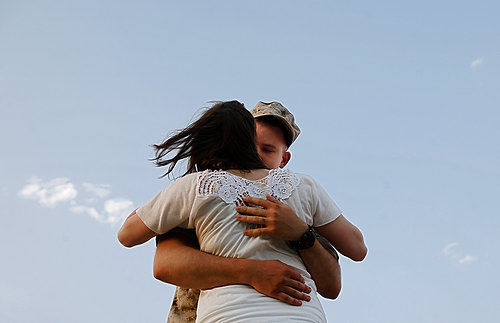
[274,170,324,196]
[166,172,202,190]
[270,168,317,186]
[293,172,316,185]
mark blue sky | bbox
[1,1,499,322]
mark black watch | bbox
[288,225,317,251]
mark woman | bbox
[119,100,350,322]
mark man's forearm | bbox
[153,230,251,289]
[153,229,312,306]
[153,233,340,299]
[298,239,341,299]
[235,195,343,299]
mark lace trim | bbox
[196,168,301,206]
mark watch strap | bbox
[288,225,316,251]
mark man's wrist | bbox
[288,225,317,251]
[291,222,309,241]
[238,259,259,286]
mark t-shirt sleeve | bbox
[299,174,342,227]
[136,174,197,234]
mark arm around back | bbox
[153,228,313,306]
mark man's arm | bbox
[153,228,312,306]
[239,195,367,262]
[298,238,341,299]
[117,210,157,248]
[315,215,367,262]
[236,195,342,299]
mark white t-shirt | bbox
[137,168,342,323]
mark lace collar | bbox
[196,168,301,206]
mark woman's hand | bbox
[236,195,308,241]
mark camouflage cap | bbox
[251,101,301,147]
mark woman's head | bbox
[153,100,268,177]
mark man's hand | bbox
[236,195,308,241]
[153,230,312,306]
[247,259,311,306]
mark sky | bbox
[1,1,499,322]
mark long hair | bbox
[152,100,268,178]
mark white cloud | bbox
[69,198,134,225]
[18,177,78,207]
[104,198,134,224]
[442,242,478,265]
[19,176,134,226]
[442,242,459,258]
[459,255,477,264]
[82,183,111,198]
[69,205,103,222]
[470,57,484,69]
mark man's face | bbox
[255,121,291,169]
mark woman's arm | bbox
[118,174,197,248]
[117,210,157,248]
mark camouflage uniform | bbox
[167,287,199,323]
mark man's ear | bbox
[280,151,291,168]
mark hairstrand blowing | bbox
[152,100,268,178]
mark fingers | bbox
[285,277,312,295]
[242,196,275,209]
[236,215,267,226]
[281,286,311,302]
[286,269,306,284]
[243,227,269,237]
[236,205,267,216]
[265,194,283,205]
[274,284,311,306]
[276,292,302,306]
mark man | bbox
[150,102,366,322]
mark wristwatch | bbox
[288,225,317,251]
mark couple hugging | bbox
[118,100,367,322]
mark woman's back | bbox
[137,168,341,322]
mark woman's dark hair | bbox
[152,100,268,178]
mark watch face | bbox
[288,226,316,251]
[302,229,316,249]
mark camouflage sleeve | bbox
[166,287,200,323]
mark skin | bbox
[236,121,366,262]
[254,120,291,169]
[118,120,365,304]
[152,228,313,305]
